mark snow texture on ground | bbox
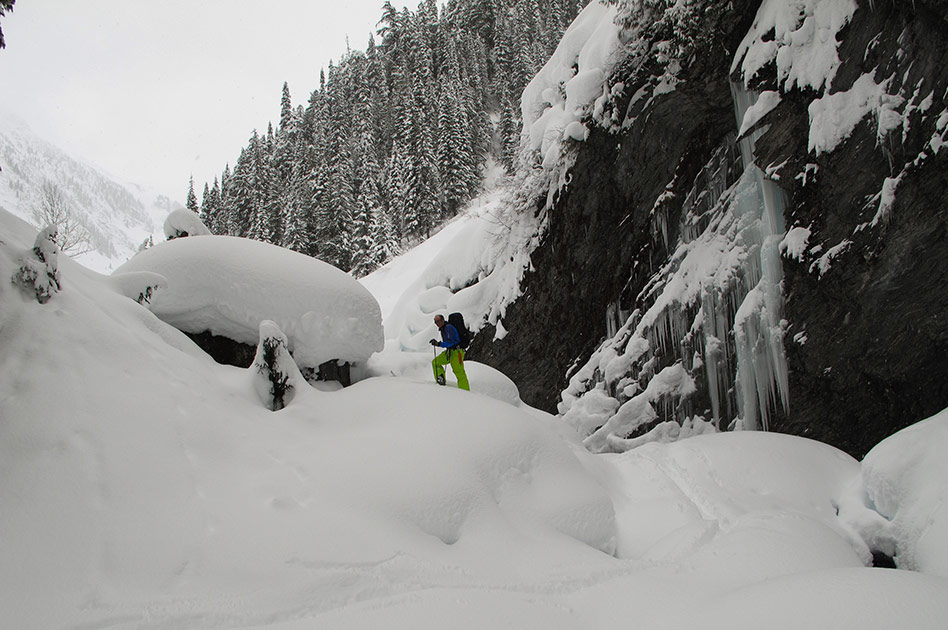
[3,206,948,629]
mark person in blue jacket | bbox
[429,313,470,390]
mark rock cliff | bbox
[474,0,948,458]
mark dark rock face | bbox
[187,331,257,368]
[769,3,948,457]
[472,0,759,414]
[476,1,948,458]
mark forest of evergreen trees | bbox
[192,0,588,276]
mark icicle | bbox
[727,82,791,431]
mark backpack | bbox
[447,312,471,349]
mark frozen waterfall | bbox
[728,83,790,431]
[561,83,793,451]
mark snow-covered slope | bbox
[0,113,176,272]
[361,189,540,351]
[2,207,948,628]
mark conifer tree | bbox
[0,0,16,50]
[208,177,222,233]
[279,81,293,132]
[194,0,584,274]
[200,182,212,228]
[186,176,199,213]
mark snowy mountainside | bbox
[0,114,177,272]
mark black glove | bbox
[429,339,439,346]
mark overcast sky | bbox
[0,1,424,201]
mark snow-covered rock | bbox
[162,207,211,239]
[115,235,384,368]
[521,1,621,169]
[840,408,948,577]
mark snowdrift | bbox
[3,204,948,630]
[116,234,384,368]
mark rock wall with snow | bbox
[473,0,948,458]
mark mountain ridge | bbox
[0,112,179,272]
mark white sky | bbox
[0,0,423,202]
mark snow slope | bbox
[3,205,948,629]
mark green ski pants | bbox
[432,347,470,391]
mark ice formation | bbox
[555,0,898,449]
[560,79,794,447]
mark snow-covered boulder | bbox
[840,408,948,577]
[115,235,383,369]
[108,270,167,305]
[163,208,211,240]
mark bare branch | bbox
[31,181,94,256]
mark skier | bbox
[430,313,470,390]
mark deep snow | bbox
[4,0,948,625]
[3,203,947,629]
[116,234,383,369]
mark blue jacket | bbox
[437,323,460,349]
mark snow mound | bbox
[840,408,948,577]
[366,344,522,407]
[607,431,865,564]
[365,194,537,353]
[680,567,948,630]
[116,235,383,367]
[162,207,211,239]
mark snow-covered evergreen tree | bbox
[193,0,585,272]
[185,176,199,214]
[251,320,304,412]
[12,224,61,304]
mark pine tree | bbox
[196,0,581,263]
[437,35,475,217]
[199,182,213,228]
[368,205,401,270]
[0,0,16,50]
[208,177,222,233]
[279,81,293,132]
[186,176,199,213]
